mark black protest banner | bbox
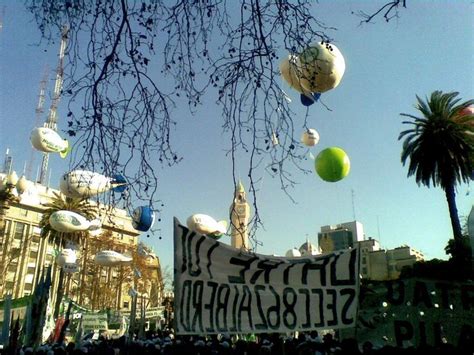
[351,278,474,348]
[173,218,360,335]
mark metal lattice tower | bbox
[26,66,49,180]
[38,26,69,185]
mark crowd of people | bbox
[12,330,473,355]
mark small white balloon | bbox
[301,129,320,147]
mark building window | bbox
[29,250,38,259]
[14,223,26,240]
[362,256,367,264]
[24,283,33,291]
[123,301,129,309]
[362,267,367,274]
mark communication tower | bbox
[38,26,69,185]
[26,66,49,180]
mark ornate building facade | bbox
[0,172,163,313]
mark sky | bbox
[0,1,473,272]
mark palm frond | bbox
[399,91,473,189]
[39,192,99,248]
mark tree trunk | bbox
[445,183,463,240]
[78,238,89,305]
[54,268,65,319]
[445,183,472,273]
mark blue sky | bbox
[1,1,473,271]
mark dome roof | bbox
[285,248,301,257]
[299,241,318,256]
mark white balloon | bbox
[49,210,101,233]
[298,42,345,93]
[60,170,126,198]
[30,127,70,157]
[186,214,228,237]
[94,250,133,267]
[279,55,312,95]
[56,248,77,267]
[301,129,320,147]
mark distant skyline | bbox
[1,1,473,271]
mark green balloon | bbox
[315,147,350,182]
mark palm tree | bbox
[39,191,98,247]
[39,191,98,316]
[399,91,473,268]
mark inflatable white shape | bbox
[49,210,101,233]
[30,127,70,158]
[279,55,312,95]
[301,128,320,147]
[186,214,228,237]
[56,248,77,267]
[298,42,345,94]
[94,250,133,267]
[59,170,127,198]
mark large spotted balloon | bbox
[279,55,312,95]
[299,42,345,94]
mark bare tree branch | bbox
[23,0,403,247]
[354,0,407,24]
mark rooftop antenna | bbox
[377,215,382,244]
[38,26,68,185]
[26,66,49,180]
[35,166,40,184]
[0,6,5,33]
[351,189,356,220]
[3,149,12,174]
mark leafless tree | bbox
[24,0,407,249]
[354,0,407,24]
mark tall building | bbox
[229,181,250,250]
[358,238,381,279]
[318,220,364,253]
[317,220,424,281]
[0,172,163,313]
[367,245,424,281]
